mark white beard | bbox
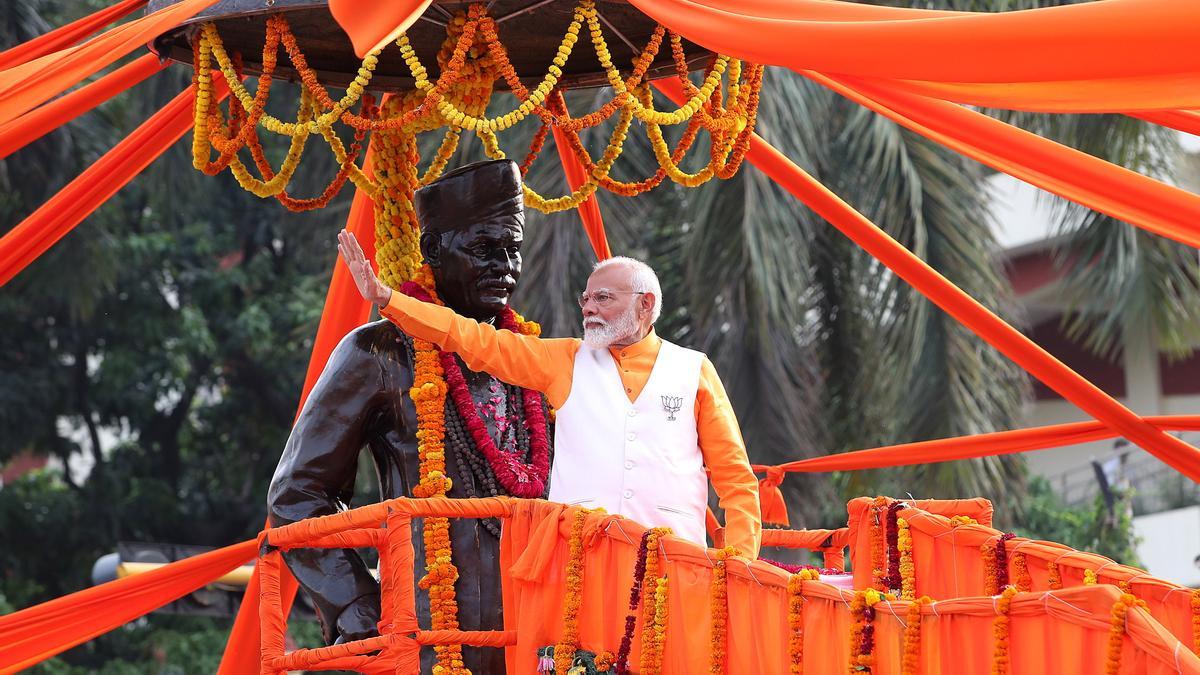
[582,305,641,348]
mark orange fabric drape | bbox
[627,0,1200,111]
[897,507,1200,652]
[0,54,167,160]
[1132,110,1200,137]
[552,126,612,261]
[328,0,431,58]
[0,81,228,288]
[653,79,1200,484]
[803,73,1200,251]
[496,499,1200,674]
[0,539,256,674]
[752,416,1200,476]
[217,151,382,674]
[0,0,219,126]
[0,0,147,72]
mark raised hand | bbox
[338,229,392,308]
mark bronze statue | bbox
[267,160,549,672]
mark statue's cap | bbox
[414,159,523,233]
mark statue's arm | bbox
[267,327,389,642]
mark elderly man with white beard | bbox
[338,230,762,557]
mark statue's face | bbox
[423,216,524,322]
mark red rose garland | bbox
[400,278,551,498]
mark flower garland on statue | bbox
[992,586,1018,675]
[788,569,819,674]
[399,267,551,498]
[710,546,737,674]
[556,509,590,675]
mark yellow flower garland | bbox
[992,586,1018,675]
[897,517,916,600]
[556,509,589,675]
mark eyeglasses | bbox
[577,290,645,309]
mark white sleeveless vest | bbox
[548,339,709,546]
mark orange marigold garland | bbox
[1191,588,1200,655]
[640,575,670,675]
[901,596,929,675]
[991,586,1018,675]
[897,517,916,600]
[709,546,736,674]
[870,496,889,591]
[949,515,977,527]
[788,569,819,674]
[848,589,884,673]
[982,541,1000,596]
[1084,569,1098,586]
[1012,552,1032,592]
[1047,560,1063,590]
[556,509,589,675]
[1106,593,1143,675]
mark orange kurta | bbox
[381,291,762,558]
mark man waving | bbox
[339,230,761,557]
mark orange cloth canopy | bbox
[0,0,146,71]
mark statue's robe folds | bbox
[268,319,509,673]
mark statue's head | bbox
[416,160,525,322]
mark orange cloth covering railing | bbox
[0,0,146,71]
[887,503,1200,653]
[759,528,849,570]
[251,496,1200,674]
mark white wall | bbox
[1132,505,1200,587]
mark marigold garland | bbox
[788,570,818,674]
[639,575,670,675]
[1011,552,1032,592]
[897,517,916,600]
[949,515,977,527]
[1192,588,1200,655]
[902,596,930,675]
[1106,593,1143,675]
[709,546,736,675]
[1047,560,1063,590]
[849,589,884,674]
[870,496,890,591]
[884,502,904,591]
[1084,569,1098,585]
[190,0,765,215]
[992,586,1018,675]
[982,541,1000,596]
[556,509,589,675]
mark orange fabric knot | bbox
[757,467,789,526]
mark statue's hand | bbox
[333,596,382,644]
[337,229,393,308]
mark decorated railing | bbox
[256,495,1200,674]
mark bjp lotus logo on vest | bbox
[661,395,683,421]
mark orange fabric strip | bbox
[414,629,518,647]
[627,0,1200,92]
[1132,110,1200,137]
[0,80,227,288]
[760,528,848,550]
[655,79,1200,484]
[0,0,146,71]
[804,73,1200,250]
[0,539,256,673]
[552,126,612,260]
[0,54,167,160]
[753,416,1200,476]
[0,0,219,126]
[328,0,431,58]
